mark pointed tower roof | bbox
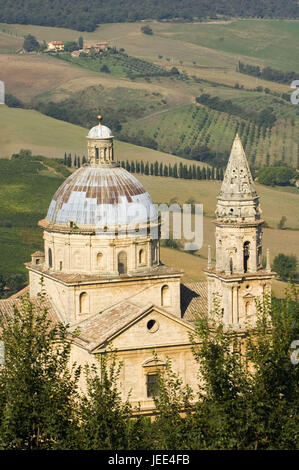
[215,135,261,223]
[218,134,257,201]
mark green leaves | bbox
[0,292,80,449]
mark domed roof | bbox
[46,166,157,228]
[87,124,113,139]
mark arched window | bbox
[97,252,103,266]
[161,285,170,306]
[118,251,127,275]
[244,241,250,273]
[139,249,145,265]
[48,248,52,268]
[79,292,88,314]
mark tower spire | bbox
[215,134,261,223]
[219,134,257,201]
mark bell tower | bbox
[205,135,275,327]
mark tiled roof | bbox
[180,282,208,322]
[70,301,146,352]
[0,281,208,351]
[0,289,61,327]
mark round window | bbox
[147,319,159,333]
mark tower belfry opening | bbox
[244,241,250,273]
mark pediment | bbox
[91,303,194,353]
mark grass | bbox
[57,50,170,78]
[1,21,298,169]
[0,105,210,166]
[122,103,299,168]
[0,159,297,298]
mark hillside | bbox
[0,105,207,167]
[0,153,298,300]
[0,1,298,31]
[1,20,298,169]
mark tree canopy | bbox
[0,1,298,31]
[0,284,298,449]
[258,166,297,186]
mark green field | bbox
[0,19,298,295]
[0,105,211,166]
[1,20,298,168]
[0,155,297,299]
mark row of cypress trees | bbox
[63,152,224,181]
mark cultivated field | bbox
[0,156,297,299]
[0,105,208,168]
[1,20,298,168]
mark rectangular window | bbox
[146,373,159,398]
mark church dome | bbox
[45,165,157,228]
[87,124,113,139]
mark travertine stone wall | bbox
[43,230,159,275]
[29,269,181,323]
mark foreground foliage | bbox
[0,284,298,449]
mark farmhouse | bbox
[83,41,108,52]
[47,41,64,51]
[0,117,275,414]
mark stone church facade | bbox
[0,120,275,414]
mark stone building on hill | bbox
[0,119,275,414]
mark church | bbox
[0,118,275,413]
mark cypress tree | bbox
[179,163,183,178]
[197,167,202,180]
[141,161,145,174]
[145,162,149,175]
[159,162,163,177]
[192,165,197,179]
[150,163,154,175]
[173,164,178,178]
